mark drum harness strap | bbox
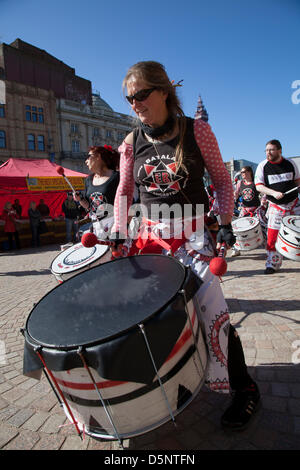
[269,198,298,215]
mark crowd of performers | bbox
[207,142,300,274]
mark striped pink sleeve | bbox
[193,119,234,215]
[112,141,135,236]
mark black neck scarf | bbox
[140,115,175,139]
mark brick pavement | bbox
[0,245,300,450]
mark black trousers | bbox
[7,231,20,250]
[228,324,254,391]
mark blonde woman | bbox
[111,60,260,431]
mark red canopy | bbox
[0,158,88,218]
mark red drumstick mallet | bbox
[209,243,227,278]
[56,166,76,193]
[81,232,114,248]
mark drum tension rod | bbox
[138,323,177,427]
[179,289,206,379]
[33,346,82,439]
[77,346,123,447]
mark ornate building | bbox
[57,91,134,173]
[0,39,134,171]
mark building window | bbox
[72,140,80,152]
[28,134,35,151]
[106,130,112,138]
[71,123,79,134]
[0,105,5,118]
[38,135,45,151]
[0,130,6,148]
[93,127,100,136]
[25,105,44,123]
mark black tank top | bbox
[133,117,209,218]
[240,180,260,208]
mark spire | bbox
[195,95,208,122]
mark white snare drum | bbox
[275,215,300,261]
[50,242,111,283]
[232,217,263,251]
[23,255,207,441]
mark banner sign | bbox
[26,176,85,191]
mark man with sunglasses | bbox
[255,139,300,274]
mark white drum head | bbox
[51,242,109,275]
[232,217,259,233]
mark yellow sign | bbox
[26,176,85,191]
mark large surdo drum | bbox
[23,255,207,441]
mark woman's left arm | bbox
[194,119,234,224]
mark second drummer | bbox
[74,145,120,239]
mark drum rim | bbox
[232,217,259,232]
[50,242,109,274]
[26,254,187,351]
[282,215,300,233]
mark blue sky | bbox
[1,0,299,164]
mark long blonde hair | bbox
[123,61,187,173]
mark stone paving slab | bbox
[0,245,300,450]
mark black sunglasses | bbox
[126,87,157,105]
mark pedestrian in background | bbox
[28,201,41,248]
[1,201,21,250]
[62,192,80,243]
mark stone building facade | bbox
[0,38,134,171]
[0,80,59,164]
[57,92,134,173]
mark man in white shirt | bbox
[255,139,300,274]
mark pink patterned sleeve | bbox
[112,141,135,236]
[193,119,234,215]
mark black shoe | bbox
[264,267,275,274]
[221,383,261,431]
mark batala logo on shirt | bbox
[137,154,188,196]
[268,172,293,185]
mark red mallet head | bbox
[56,166,65,176]
[81,232,98,248]
[209,256,227,277]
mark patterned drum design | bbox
[275,215,300,261]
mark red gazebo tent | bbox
[0,158,88,218]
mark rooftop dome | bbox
[92,92,113,111]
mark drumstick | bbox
[56,166,76,193]
[81,232,114,248]
[209,243,227,277]
[284,185,300,195]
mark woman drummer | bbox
[110,60,260,431]
[74,145,120,238]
